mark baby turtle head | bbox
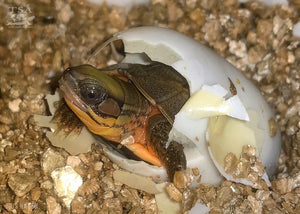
[59,65,126,139]
[59,64,124,118]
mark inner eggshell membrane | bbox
[208,110,264,169]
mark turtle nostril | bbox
[88,92,95,99]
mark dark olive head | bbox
[59,65,124,118]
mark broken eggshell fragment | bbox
[99,26,281,186]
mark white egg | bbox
[93,26,281,187]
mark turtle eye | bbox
[79,82,107,105]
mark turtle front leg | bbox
[146,114,187,181]
[164,141,186,181]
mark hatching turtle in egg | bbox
[59,60,190,181]
[58,27,281,186]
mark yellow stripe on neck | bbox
[65,99,122,142]
[87,108,116,127]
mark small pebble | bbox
[165,183,182,202]
[8,173,37,197]
[66,156,82,168]
[51,166,83,207]
[94,161,103,171]
[57,4,74,23]
[42,148,65,175]
[52,51,62,71]
[71,198,86,214]
[46,196,62,214]
[31,187,41,201]
[41,180,53,190]
[8,98,22,112]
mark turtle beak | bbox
[59,68,87,112]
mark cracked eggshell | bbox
[110,26,281,185]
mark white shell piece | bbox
[110,26,281,185]
[182,84,249,121]
[226,95,249,121]
[182,88,231,119]
[112,170,164,194]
